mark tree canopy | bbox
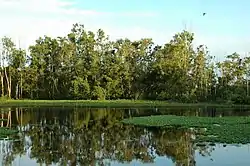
[0,23,249,104]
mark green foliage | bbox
[70,78,90,99]
[0,127,18,139]
[0,23,249,103]
[195,124,250,144]
[122,115,250,144]
[122,115,250,127]
[92,86,106,100]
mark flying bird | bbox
[203,13,206,16]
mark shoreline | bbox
[0,100,250,108]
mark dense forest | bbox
[0,23,249,104]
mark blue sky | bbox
[73,0,249,34]
[0,0,249,60]
[7,143,250,165]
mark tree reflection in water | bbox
[0,107,214,166]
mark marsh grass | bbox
[121,115,250,144]
[1,99,250,108]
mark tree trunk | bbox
[20,72,23,99]
[4,67,11,98]
[10,75,11,98]
[15,84,18,99]
[0,71,3,97]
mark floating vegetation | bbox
[121,115,250,144]
[0,127,18,140]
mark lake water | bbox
[0,107,250,166]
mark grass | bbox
[1,99,250,108]
[121,115,250,144]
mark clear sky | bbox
[0,0,249,61]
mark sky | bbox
[6,144,250,165]
[0,0,250,61]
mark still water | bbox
[0,107,250,166]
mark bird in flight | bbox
[203,13,206,16]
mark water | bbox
[0,107,249,166]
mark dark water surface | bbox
[0,107,250,166]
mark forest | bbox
[0,23,249,104]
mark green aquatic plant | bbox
[121,115,250,144]
[0,127,18,139]
[195,124,250,144]
[121,115,250,127]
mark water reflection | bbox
[0,107,249,166]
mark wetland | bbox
[0,106,249,166]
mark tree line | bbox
[0,23,249,104]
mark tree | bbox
[0,23,249,103]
